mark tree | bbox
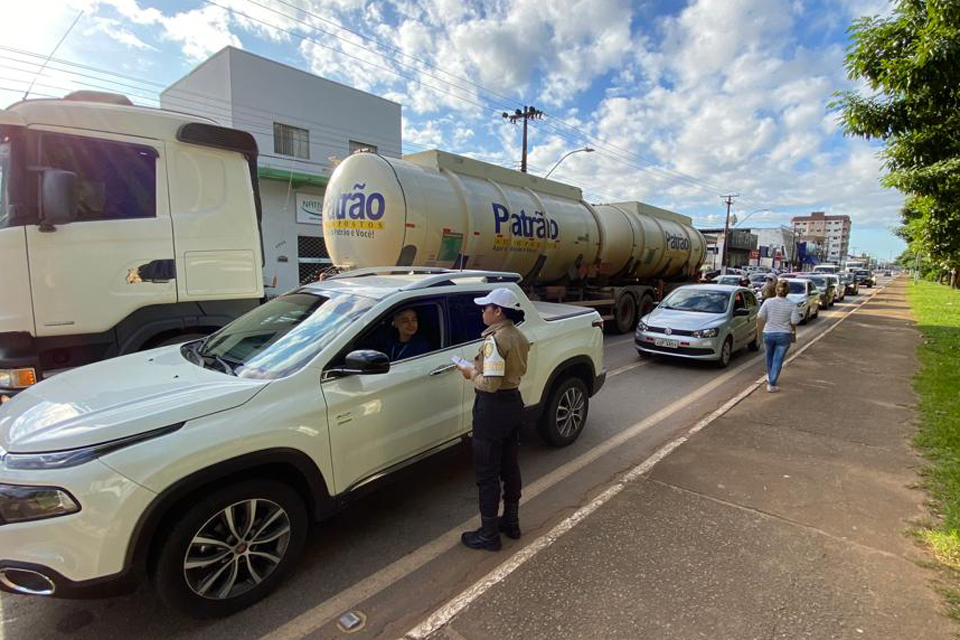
[836,0,960,287]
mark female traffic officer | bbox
[455,288,530,551]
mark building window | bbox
[298,235,331,284]
[274,123,310,159]
[349,140,377,155]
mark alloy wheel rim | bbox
[556,387,586,438]
[722,341,731,364]
[183,499,291,600]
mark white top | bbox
[758,296,802,333]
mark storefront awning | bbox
[258,166,329,189]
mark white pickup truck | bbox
[0,268,604,617]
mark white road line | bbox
[260,287,886,640]
[607,360,648,376]
[403,285,887,639]
[604,335,636,347]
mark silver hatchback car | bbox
[635,285,760,368]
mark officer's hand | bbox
[456,364,475,379]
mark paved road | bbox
[0,279,893,640]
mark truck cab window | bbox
[0,138,8,227]
[40,132,157,222]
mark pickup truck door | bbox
[321,298,464,495]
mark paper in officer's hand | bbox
[451,356,473,369]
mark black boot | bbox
[461,516,502,551]
[499,502,521,540]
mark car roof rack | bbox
[324,267,523,290]
[325,266,454,280]
[399,270,523,290]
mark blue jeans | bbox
[763,332,792,386]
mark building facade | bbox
[745,226,797,270]
[699,228,759,270]
[791,211,851,265]
[161,46,402,295]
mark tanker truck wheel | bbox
[614,294,638,334]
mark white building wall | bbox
[162,47,402,294]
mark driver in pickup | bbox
[380,308,432,361]
[456,288,530,551]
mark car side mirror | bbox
[39,169,78,231]
[327,350,390,378]
[733,307,750,317]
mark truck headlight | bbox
[692,327,719,338]
[0,368,37,390]
[0,484,80,524]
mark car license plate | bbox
[654,338,679,348]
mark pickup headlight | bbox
[0,483,80,524]
[692,327,720,338]
[0,422,184,471]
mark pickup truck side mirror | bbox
[40,169,78,231]
[326,349,390,378]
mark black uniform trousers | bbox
[472,389,524,519]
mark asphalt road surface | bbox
[0,277,893,640]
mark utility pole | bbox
[502,106,543,173]
[720,194,739,272]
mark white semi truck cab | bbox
[0,91,264,395]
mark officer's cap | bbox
[474,288,522,310]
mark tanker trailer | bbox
[321,149,706,333]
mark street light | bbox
[544,147,594,179]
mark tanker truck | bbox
[321,149,706,333]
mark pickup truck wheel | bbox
[614,294,637,334]
[152,480,308,618]
[538,377,589,447]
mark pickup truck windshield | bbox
[661,290,729,314]
[193,291,375,379]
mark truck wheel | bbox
[614,294,637,334]
[152,480,308,619]
[639,294,656,318]
[715,337,733,368]
[538,377,589,447]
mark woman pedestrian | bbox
[756,280,802,392]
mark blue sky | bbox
[0,0,903,261]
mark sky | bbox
[0,0,904,261]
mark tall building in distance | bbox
[790,211,851,265]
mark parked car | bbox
[635,284,760,368]
[714,274,749,287]
[799,274,836,307]
[783,278,821,323]
[0,268,605,617]
[841,272,859,296]
[824,274,845,302]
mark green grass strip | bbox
[910,281,960,566]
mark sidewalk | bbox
[431,279,954,640]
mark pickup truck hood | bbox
[0,346,269,454]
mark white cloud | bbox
[160,5,242,62]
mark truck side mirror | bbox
[40,169,78,231]
[326,350,390,378]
